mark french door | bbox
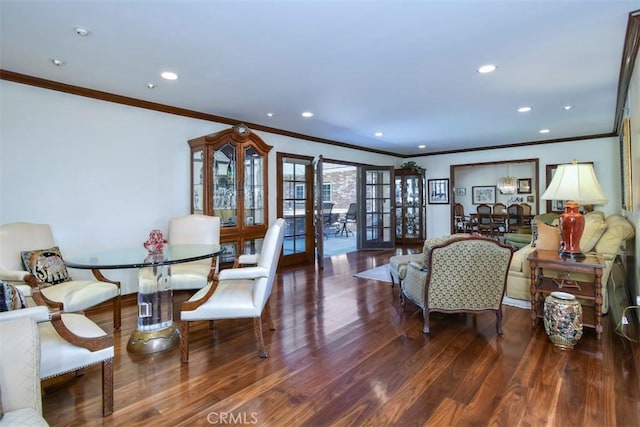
[277,153,315,267]
[359,166,395,250]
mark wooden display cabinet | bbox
[188,124,272,264]
[394,168,425,244]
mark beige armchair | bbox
[180,219,285,362]
[0,316,49,426]
[0,304,114,417]
[401,237,513,334]
[139,214,221,291]
[0,222,121,329]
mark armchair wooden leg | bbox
[113,295,121,330]
[102,358,114,416]
[253,317,268,358]
[180,321,190,363]
[422,308,430,334]
[496,309,503,335]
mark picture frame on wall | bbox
[620,117,633,211]
[517,178,531,194]
[472,185,496,204]
[545,162,593,213]
[456,187,466,196]
[428,178,449,204]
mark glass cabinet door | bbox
[193,150,204,214]
[243,145,264,227]
[213,142,237,228]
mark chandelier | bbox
[497,164,517,194]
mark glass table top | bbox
[64,244,222,270]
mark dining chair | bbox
[138,214,221,291]
[520,202,533,225]
[453,203,470,233]
[475,204,494,237]
[179,218,286,362]
[507,203,524,233]
[0,222,121,329]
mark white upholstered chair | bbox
[180,218,285,362]
[139,214,221,291]
[0,316,49,426]
[0,304,114,417]
[0,223,121,329]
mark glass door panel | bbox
[213,143,237,228]
[243,145,264,227]
[278,153,314,267]
[360,166,394,249]
[193,150,204,214]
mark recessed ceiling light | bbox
[478,64,496,74]
[418,145,426,149]
[517,106,532,113]
[161,71,178,80]
[539,129,550,134]
[374,131,383,137]
[51,58,63,66]
[563,105,573,111]
[74,26,90,37]
[146,83,155,89]
[301,111,314,118]
[266,112,274,117]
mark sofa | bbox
[506,211,635,313]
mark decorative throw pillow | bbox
[535,221,561,251]
[580,211,607,253]
[0,280,28,312]
[21,246,71,285]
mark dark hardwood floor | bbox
[42,248,640,426]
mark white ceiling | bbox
[1,0,638,156]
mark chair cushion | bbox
[535,221,561,251]
[39,280,119,313]
[20,247,71,285]
[0,281,27,312]
[0,408,49,426]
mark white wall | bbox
[0,80,398,294]
[408,136,621,238]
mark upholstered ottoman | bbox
[389,254,422,287]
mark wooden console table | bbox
[528,249,605,340]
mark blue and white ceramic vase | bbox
[543,291,583,349]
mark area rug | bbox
[353,264,391,283]
[354,264,532,310]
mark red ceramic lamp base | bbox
[559,201,585,260]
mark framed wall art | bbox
[620,117,633,211]
[456,187,466,196]
[517,178,531,194]
[428,178,449,204]
[472,185,496,205]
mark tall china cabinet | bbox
[394,168,425,244]
[188,124,272,265]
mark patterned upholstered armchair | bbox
[401,237,513,334]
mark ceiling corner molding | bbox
[614,9,640,133]
[0,69,402,159]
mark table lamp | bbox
[541,160,608,259]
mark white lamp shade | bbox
[541,162,608,204]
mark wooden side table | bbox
[528,249,605,340]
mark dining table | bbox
[65,244,221,354]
